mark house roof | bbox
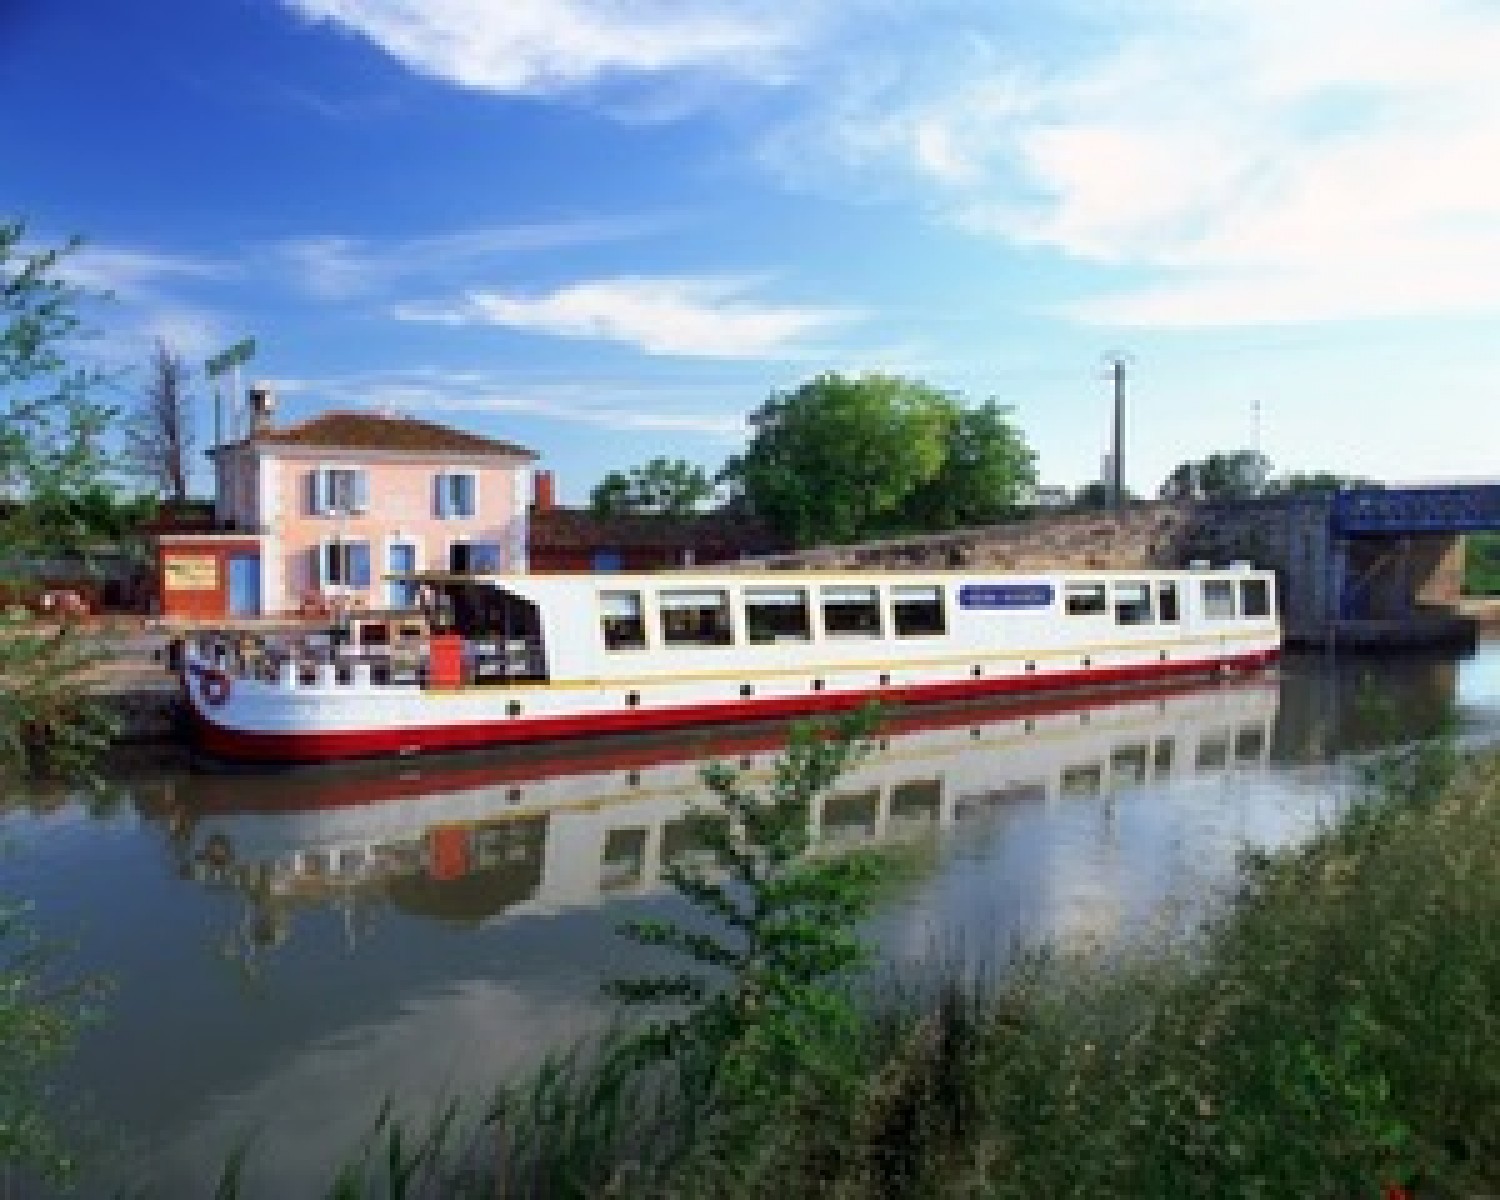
[219,411,536,459]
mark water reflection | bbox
[7,645,1498,1198]
[148,676,1280,967]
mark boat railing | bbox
[185,631,546,690]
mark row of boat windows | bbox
[601,585,945,650]
[599,576,1273,651]
[1064,578,1271,623]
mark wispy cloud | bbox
[280,0,806,95]
[780,0,1500,327]
[283,367,749,437]
[61,245,232,298]
[275,217,670,299]
[395,275,859,359]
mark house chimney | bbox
[533,470,556,512]
[248,382,277,435]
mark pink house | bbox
[170,399,535,619]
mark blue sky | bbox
[6,0,1499,501]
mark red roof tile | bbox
[240,411,536,458]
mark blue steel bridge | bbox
[1320,484,1500,639]
[1331,485,1500,537]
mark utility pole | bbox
[1109,356,1128,511]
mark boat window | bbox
[1235,725,1266,763]
[892,585,946,636]
[1060,763,1103,798]
[1064,583,1107,616]
[745,587,811,644]
[1113,581,1153,626]
[1202,579,1236,620]
[1196,733,1230,770]
[1111,743,1149,785]
[1158,581,1181,623]
[1153,737,1176,776]
[600,591,647,650]
[659,589,733,646]
[1240,578,1271,618]
[821,586,883,637]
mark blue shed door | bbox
[591,549,624,572]
[227,554,261,617]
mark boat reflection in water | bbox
[158,675,1279,955]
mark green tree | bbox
[1159,450,1272,502]
[0,220,119,781]
[902,398,1037,530]
[1263,470,1376,495]
[722,373,955,545]
[589,456,715,517]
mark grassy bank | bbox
[1466,532,1500,596]
[439,736,1498,1200]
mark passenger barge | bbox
[180,565,1280,765]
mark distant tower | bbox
[248,381,277,435]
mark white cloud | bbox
[276,218,669,299]
[395,276,858,359]
[61,245,231,298]
[280,0,804,94]
[789,0,1500,326]
[294,367,749,438]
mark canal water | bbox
[4,642,1500,1196]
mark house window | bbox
[659,589,733,646]
[1065,583,1107,615]
[1158,581,1181,623]
[744,587,811,644]
[1239,578,1271,618]
[892,585,945,636]
[601,591,647,650]
[1113,581,1153,625]
[435,471,477,518]
[448,542,504,574]
[317,540,371,588]
[821,586,882,637]
[309,467,369,515]
[1203,579,1236,619]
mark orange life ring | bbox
[200,668,232,707]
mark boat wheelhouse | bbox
[181,564,1280,765]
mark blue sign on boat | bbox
[958,583,1054,610]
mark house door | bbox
[227,555,261,617]
[388,542,418,609]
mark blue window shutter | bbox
[352,470,370,513]
[307,470,321,515]
[459,473,476,517]
[351,542,372,588]
[310,544,325,589]
[435,473,450,518]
